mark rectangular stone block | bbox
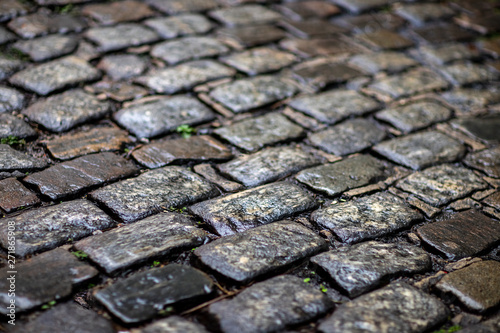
[24,152,138,200]
[0,200,115,257]
[189,182,317,236]
[89,166,218,223]
[195,220,327,282]
[75,212,209,274]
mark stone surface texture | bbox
[76,212,209,274]
[1,1,500,331]
[312,192,423,243]
[195,220,327,282]
[312,241,431,297]
[90,166,218,223]
[0,200,115,257]
[208,275,333,333]
[189,182,317,236]
[318,282,449,333]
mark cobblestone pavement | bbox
[0,0,500,332]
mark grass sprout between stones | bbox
[176,125,196,139]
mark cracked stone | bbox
[95,264,214,323]
[368,68,449,99]
[9,57,101,96]
[208,275,333,333]
[114,95,216,138]
[373,131,465,170]
[218,146,319,187]
[217,25,286,47]
[0,178,40,213]
[279,37,361,57]
[332,12,405,32]
[293,62,364,89]
[146,0,218,14]
[441,88,500,111]
[46,127,132,160]
[0,144,47,172]
[416,43,480,65]
[397,164,488,206]
[289,89,379,125]
[318,282,449,333]
[296,155,388,197]
[280,20,347,38]
[275,1,341,20]
[209,75,298,113]
[312,241,431,297]
[151,37,229,65]
[75,212,209,275]
[221,47,297,75]
[451,115,500,144]
[436,261,500,312]
[209,5,281,27]
[144,14,212,39]
[417,210,500,260]
[412,23,476,44]
[329,0,395,14]
[82,0,154,25]
[395,3,455,26]
[85,24,159,52]
[132,135,232,168]
[311,192,423,244]
[0,199,115,257]
[0,56,24,81]
[349,51,418,74]
[0,0,30,22]
[134,316,209,333]
[309,118,386,156]
[97,55,147,81]
[375,100,452,133]
[0,86,24,113]
[214,112,304,152]
[137,60,236,94]
[0,26,16,44]
[90,166,218,223]
[195,220,327,282]
[12,34,78,62]
[7,9,87,39]
[464,147,500,178]
[438,62,499,86]
[0,249,98,313]
[356,29,414,50]
[12,303,115,333]
[189,182,317,236]
[24,152,138,200]
[22,89,111,132]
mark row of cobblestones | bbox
[0,0,500,332]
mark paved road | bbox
[0,0,500,332]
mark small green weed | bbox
[303,278,311,283]
[176,124,195,139]
[1,136,26,146]
[158,306,174,316]
[71,250,89,260]
[432,325,462,333]
[319,285,328,293]
[56,4,74,14]
[151,261,161,267]
[41,300,56,310]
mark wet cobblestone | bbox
[1,0,500,331]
